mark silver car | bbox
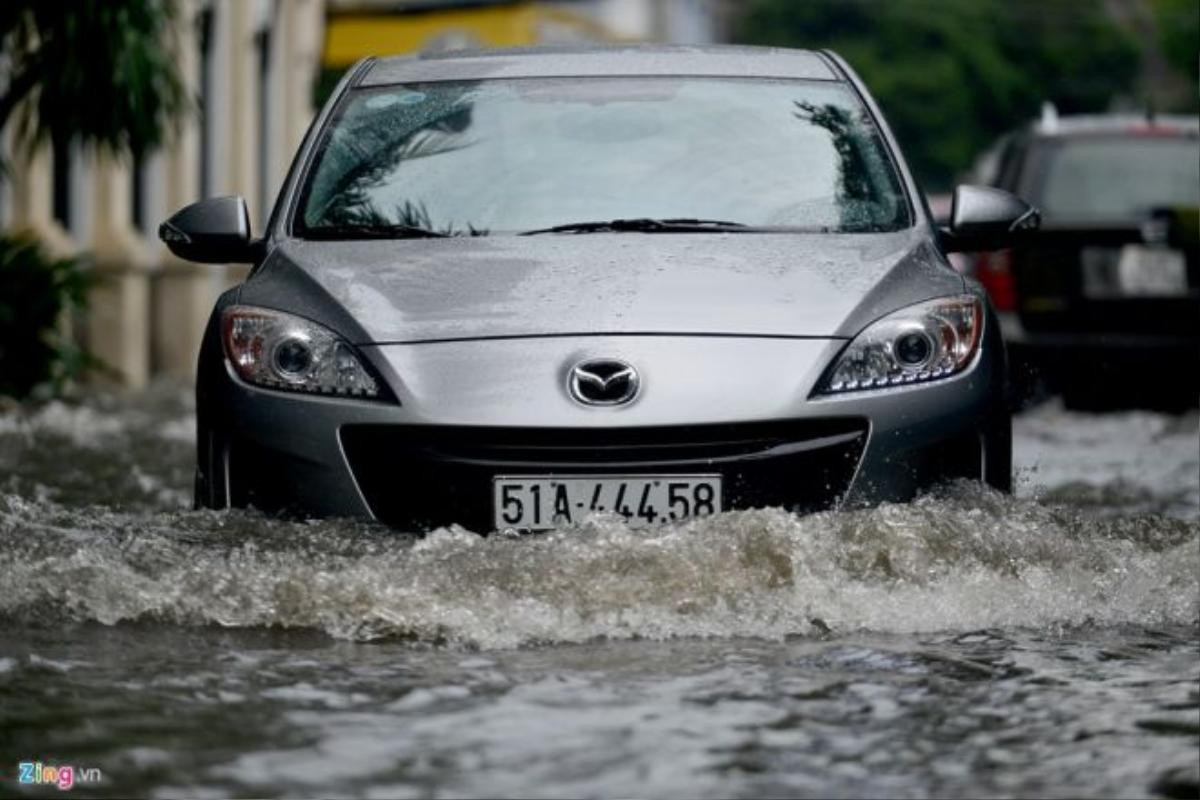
[160,45,1037,532]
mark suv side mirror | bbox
[942,185,1040,253]
[159,195,258,263]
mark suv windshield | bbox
[1032,135,1200,222]
[296,77,911,237]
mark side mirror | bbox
[159,195,257,263]
[942,185,1040,253]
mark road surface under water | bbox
[0,385,1196,799]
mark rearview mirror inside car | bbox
[159,195,258,264]
[942,185,1040,253]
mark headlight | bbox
[816,295,983,395]
[221,305,383,398]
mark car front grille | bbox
[339,418,869,532]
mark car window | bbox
[1030,136,1200,222]
[994,136,1027,191]
[296,77,912,236]
[965,133,1012,187]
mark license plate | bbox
[492,474,722,531]
[1115,245,1187,296]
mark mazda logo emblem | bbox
[568,359,640,406]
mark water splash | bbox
[1,484,1194,648]
[1,384,1196,648]
[4,385,1196,800]
[0,383,195,510]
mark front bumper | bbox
[339,419,870,531]
[200,331,1004,531]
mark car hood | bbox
[245,231,963,343]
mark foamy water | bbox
[0,486,1195,648]
[0,384,1196,798]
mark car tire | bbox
[194,423,231,510]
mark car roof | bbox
[1031,112,1199,138]
[359,44,840,85]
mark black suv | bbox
[965,110,1199,409]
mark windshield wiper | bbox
[521,218,753,235]
[302,223,450,240]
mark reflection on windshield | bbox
[298,77,911,237]
[793,100,899,231]
[304,89,483,235]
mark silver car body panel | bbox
[360,45,839,86]
[213,325,998,520]
[242,231,963,345]
[364,336,844,427]
[194,45,1008,530]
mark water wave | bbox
[2,386,1196,648]
[1,484,1195,648]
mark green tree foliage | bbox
[734,0,1141,190]
[1153,0,1200,104]
[0,1,186,397]
[0,0,186,158]
[0,237,92,398]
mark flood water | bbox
[1,384,1197,798]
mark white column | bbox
[7,143,77,257]
[87,152,157,389]
[155,0,221,380]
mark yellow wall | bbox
[323,2,617,66]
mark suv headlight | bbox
[816,295,983,395]
[221,305,383,398]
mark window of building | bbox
[256,18,273,226]
[131,153,147,233]
[52,135,72,231]
[197,5,216,199]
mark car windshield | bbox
[1033,135,1200,222]
[296,77,911,237]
